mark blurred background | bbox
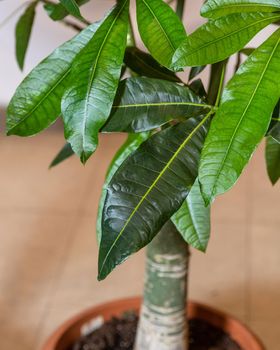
[0,1,279,349]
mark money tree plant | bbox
[4,0,280,349]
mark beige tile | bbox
[250,321,278,350]
[0,211,74,307]
[249,142,280,223]
[189,222,248,321]
[250,223,280,322]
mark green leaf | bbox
[172,179,210,252]
[199,29,280,205]
[98,113,211,280]
[172,12,280,68]
[201,0,280,19]
[49,143,74,168]
[265,136,280,184]
[96,133,150,244]
[268,100,280,142]
[7,22,99,137]
[58,0,82,19]
[136,0,186,68]
[44,0,89,21]
[124,47,180,82]
[189,66,206,81]
[102,77,211,133]
[189,79,207,99]
[15,1,37,70]
[62,0,129,163]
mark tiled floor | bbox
[0,125,279,350]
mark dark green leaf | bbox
[199,29,280,205]
[58,0,82,19]
[268,100,280,142]
[201,0,280,19]
[102,77,211,133]
[241,47,255,56]
[96,133,150,244]
[172,179,210,252]
[136,0,186,68]
[189,65,206,81]
[172,12,280,68]
[124,47,180,82]
[266,136,280,184]
[15,1,37,70]
[44,0,89,21]
[7,22,99,137]
[62,0,129,163]
[189,79,207,99]
[98,113,211,280]
[49,143,74,168]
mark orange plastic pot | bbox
[42,297,265,350]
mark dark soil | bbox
[71,313,242,350]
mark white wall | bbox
[0,0,276,106]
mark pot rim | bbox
[42,296,265,350]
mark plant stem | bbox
[208,60,227,105]
[134,221,189,350]
[176,0,185,20]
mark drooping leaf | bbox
[7,22,100,137]
[172,179,210,252]
[199,29,280,205]
[50,143,74,168]
[201,0,280,19]
[189,65,206,81]
[96,133,150,244]
[189,79,207,99]
[62,0,129,163]
[124,47,180,82]
[136,0,186,68]
[268,100,280,142]
[102,77,211,133]
[98,113,211,280]
[265,136,280,185]
[15,1,37,70]
[58,0,82,19]
[44,0,89,21]
[172,12,280,68]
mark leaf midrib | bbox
[81,0,128,151]
[176,14,280,62]
[140,0,176,53]
[112,101,212,109]
[99,110,213,276]
[211,34,280,199]
[8,67,71,134]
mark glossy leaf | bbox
[44,0,89,21]
[189,79,207,99]
[62,0,129,163]
[265,136,280,185]
[268,100,280,143]
[58,0,82,19]
[124,47,180,82]
[7,22,99,136]
[50,143,74,168]
[98,113,211,280]
[172,12,280,68]
[15,1,37,70]
[201,0,280,19]
[172,179,210,252]
[136,0,186,68]
[96,133,150,244]
[102,77,211,133]
[199,29,280,205]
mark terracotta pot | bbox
[42,297,265,350]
